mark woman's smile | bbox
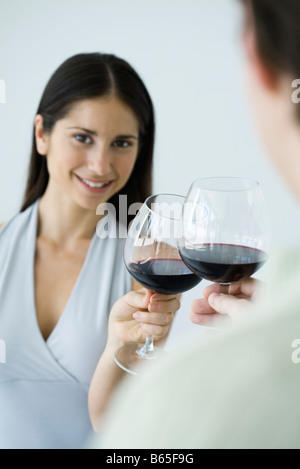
[74,174,115,194]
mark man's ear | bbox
[35,114,49,155]
[242,27,278,92]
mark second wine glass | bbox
[178,177,271,285]
[114,193,202,375]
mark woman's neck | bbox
[37,184,100,245]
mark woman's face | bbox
[36,96,140,210]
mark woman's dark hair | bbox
[21,53,155,225]
[242,0,300,77]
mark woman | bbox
[0,53,179,449]
[92,0,300,449]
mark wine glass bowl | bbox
[114,193,202,375]
[178,177,271,285]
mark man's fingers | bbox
[203,283,230,299]
[191,298,216,315]
[208,292,251,319]
[190,311,231,328]
[228,277,260,297]
[190,297,231,327]
[203,277,260,300]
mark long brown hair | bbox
[21,53,155,226]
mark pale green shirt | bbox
[91,249,300,449]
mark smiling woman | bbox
[0,53,181,449]
[34,97,140,211]
[21,53,154,225]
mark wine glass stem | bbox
[136,335,155,358]
[144,335,154,352]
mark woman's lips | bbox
[75,174,114,193]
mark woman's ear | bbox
[242,27,278,92]
[35,114,49,155]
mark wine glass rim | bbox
[190,176,260,192]
[145,193,185,220]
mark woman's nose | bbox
[87,147,112,175]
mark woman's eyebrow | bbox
[115,134,139,140]
[67,127,138,139]
[67,126,98,136]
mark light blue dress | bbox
[0,200,131,449]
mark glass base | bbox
[114,343,164,376]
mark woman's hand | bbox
[106,289,181,352]
[190,278,263,329]
[89,288,180,431]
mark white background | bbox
[1,0,299,346]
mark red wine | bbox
[179,244,267,284]
[127,258,202,294]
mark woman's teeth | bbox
[81,178,110,188]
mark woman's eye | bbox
[75,134,92,144]
[112,140,132,148]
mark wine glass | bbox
[114,193,202,375]
[178,177,271,286]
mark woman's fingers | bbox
[122,290,179,313]
[133,311,173,326]
[140,323,171,341]
[149,297,180,313]
[112,289,152,320]
[150,293,178,302]
[110,289,180,345]
[132,295,180,340]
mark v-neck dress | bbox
[0,200,131,449]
